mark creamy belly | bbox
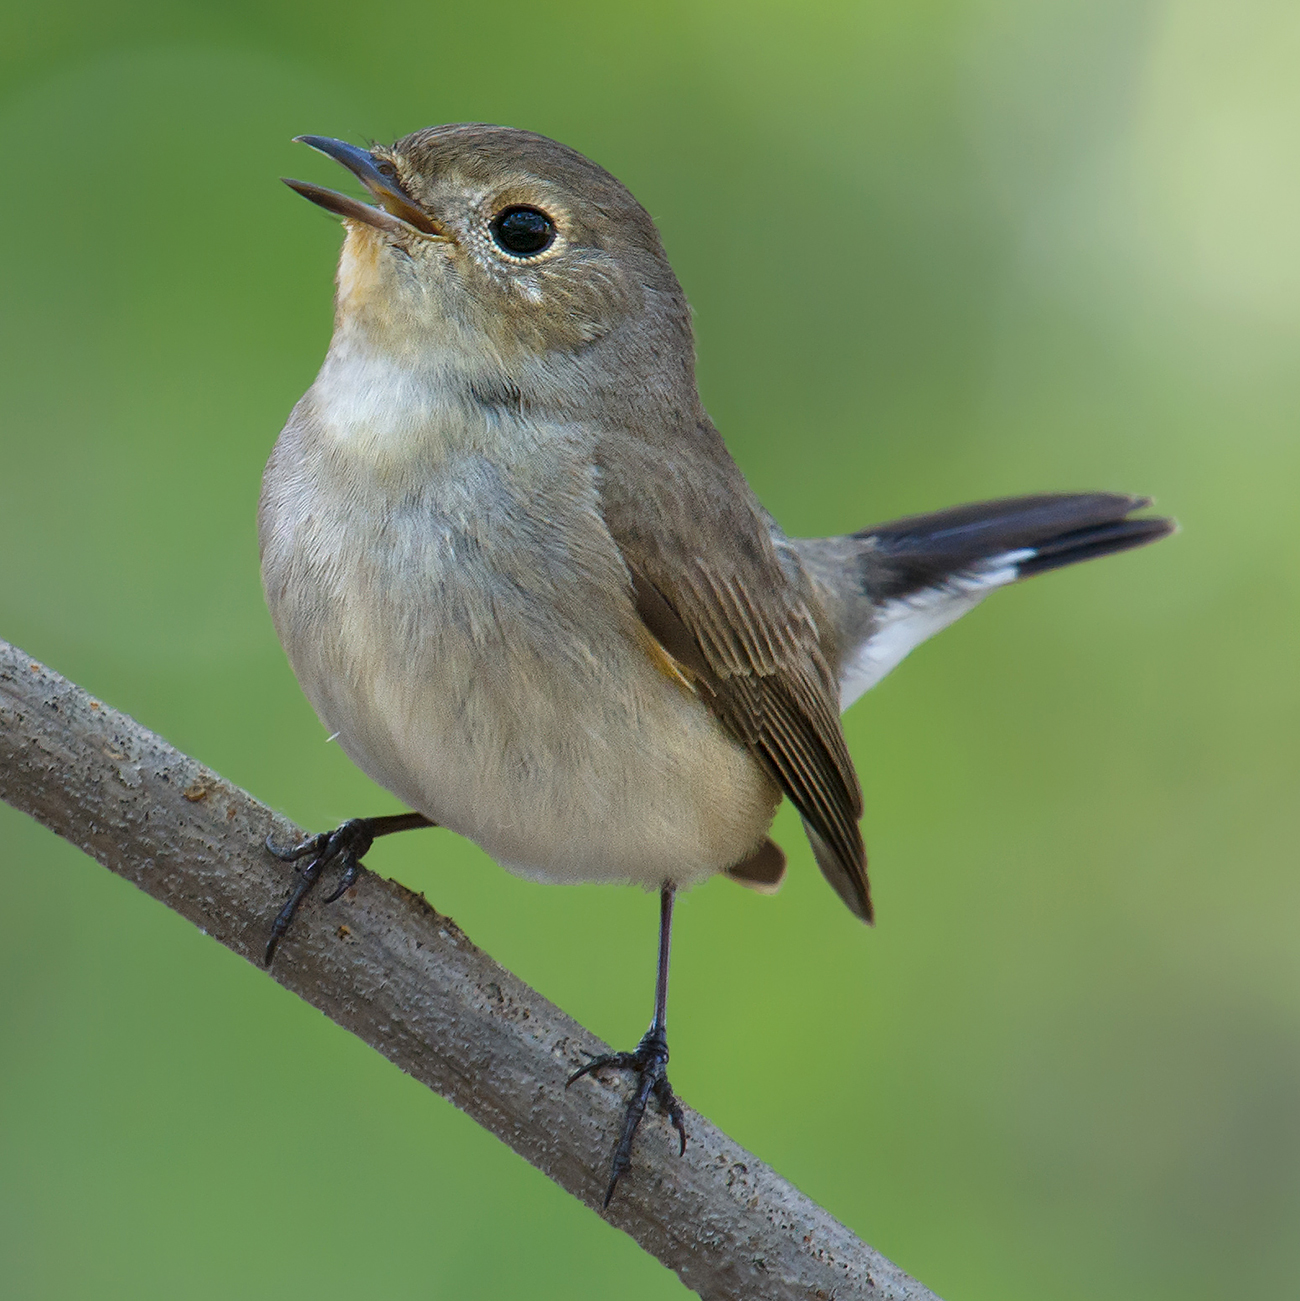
[259,402,779,890]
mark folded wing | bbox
[602,429,873,923]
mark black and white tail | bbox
[794,493,1175,711]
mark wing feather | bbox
[625,550,871,921]
[601,426,871,921]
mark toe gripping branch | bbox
[263,812,433,965]
[567,1023,687,1209]
[565,884,685,1208]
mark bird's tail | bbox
[793,493,1175,710]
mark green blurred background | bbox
[2,2,1297,1297]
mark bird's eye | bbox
[491,206,556,257]
[373,158,399,180]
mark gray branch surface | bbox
[0,636,942,1301]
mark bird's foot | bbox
[263,818,376,966]
[567,1024,687,1207]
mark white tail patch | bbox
[839,549,1033,710]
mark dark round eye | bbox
[491,206,556,257]
[373,158,399,180]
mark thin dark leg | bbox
[567,883,686,1207]
[651,883,673,1033]
[263,812,435,966]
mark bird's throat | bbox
[319,230,511,466]
[309,337,489,468]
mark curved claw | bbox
[566,1052,634,1088]
[322,858,363,905]
[654,1077,687,1156]
[265,831,325,862]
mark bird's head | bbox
[285,125,694,406]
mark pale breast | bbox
[259,398,778,889]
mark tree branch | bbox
[0,636,941,1301]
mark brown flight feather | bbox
[607,429,872,922]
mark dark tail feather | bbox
[853,493,1175,600]
[1015,513,1175,578]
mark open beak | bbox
[282,136,445,238]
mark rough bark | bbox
[0,636,942,1301]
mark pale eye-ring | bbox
[490,206,556,257]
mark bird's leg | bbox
[567,884,687,1207]
[263,812,435,965]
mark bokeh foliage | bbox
[2,2,1297,1297]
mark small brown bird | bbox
[259,124,1173,1205]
